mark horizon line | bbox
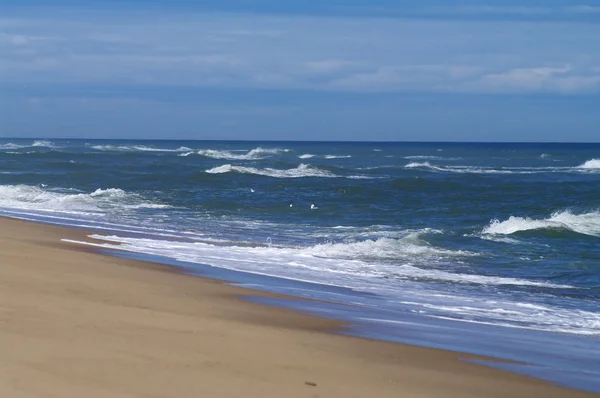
[2,137,600,145]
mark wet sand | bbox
[0,217,595,397]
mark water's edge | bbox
[83,234,599,394]
[3,213,600,394]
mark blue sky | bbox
[1,1,599,141]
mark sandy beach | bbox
[0,217,595,397]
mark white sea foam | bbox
[578,159,600,170]
[0,143,27,150]
[391,268,571,288]
[58,227,590,335]
[297,154,351,160]
[31,140,59,148]
[305,231,474,261]
[405,159,600,174]
[405,162,452,172]
[479,235,522,244]
[406,161,433,168]
[196,147,288,160]
[0,185,170,214]
[404,162,583,175]
[132,145,191,152]
[0,141,59,150]
[405,162,515,174]
[88,145,109,151]
[483,210,600,237]
[206,163,337,178]
[421,305,600,335]
[90,144,190,152]
[64,231,571,292]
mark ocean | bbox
[1,139,599,391]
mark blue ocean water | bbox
[1,139,599,390]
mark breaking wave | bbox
[578,159,600,170]
[66,231,570,289]
[305,230,471,261]
[31,140,59,148]
[404,162,597,174]
[89,144,191,152]
[325,155,352,159]
[0,140,59,150]
[0,185,171,214]
[205,163,337,178]
[133,145,191,152]
[196,147,288,160]
[297,154,351,160]
[0,143,27,150]
[483,210,600,237]
[406,162,443,169]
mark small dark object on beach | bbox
[305,381,317,387]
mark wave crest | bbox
[90,144,190,152]
[405,162,451,172]
[0,143,26,150]
[483,210,600,237]
[68,231,569,290]
[404,162,593,175]
[196,147,288,160]
[305,230,467,261]
[31,140,59,148]
[0,140,59,150]
[0,185,170,214]
[206,163,337,178]
[578,159,600,170]
[297,154,351,160]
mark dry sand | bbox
[0,217,595,397]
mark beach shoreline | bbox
[0,216,596,397]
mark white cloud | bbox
[305,59,361,73]
[328,65,449,91]
[210,29,283,38]
[424,5,600,16]
[0,33,44,46]
[440,6,553,15]
[0,34,30,45]
[1,11,599,94]
[471,66,600,93]
[567,5,600,14]
[481,66,570,87]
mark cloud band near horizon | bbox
[1,8,599,95]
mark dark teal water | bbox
[1,139,599,390]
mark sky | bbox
[1,0,599,142]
